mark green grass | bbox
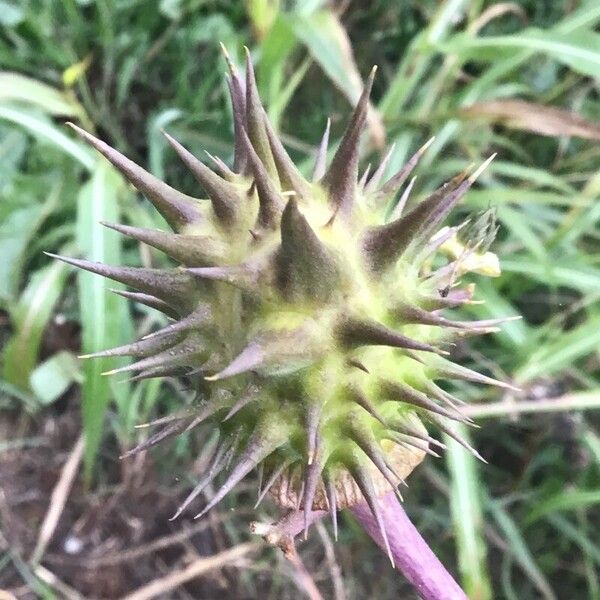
[1,1,599,597]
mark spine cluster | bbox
[48,46,517,557]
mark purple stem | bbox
[350,491,468,600]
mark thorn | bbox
[141,304,212,340]
[322,67,376,215]
[324,473,338,541]
[263,111,312,199]
[134,412,190,429]
[277,198,340,302]
[244,46,279,183]
[427,414,488,463]
[349,461,394,567]
[123,365,188,383]
[312,117,331,182]
[338,317,445,355]
[46,253,197,312]
[306,402,321,466]
[205,342,264,381]
[66,123,203,231]
[358,163,372,189]
[109,288,179,319]
[182,395,231,434]
[169,442,230,520]
[380,380,473,424]
[351,389,386,426]
[295,480,305,512]
[387,430,441,458]
[224,64,247,173]
[347,358,370,373]
[223,384,260,420]
[363,164,476,269]
[240,129,283,228]
[254,460,291,509]
[162,130,241,226]
[364,142,396,195]
[219,42,236,74]
[205,150,236,180]
[119,420,187,459]
[187,262,262,295]
[349,420,406,490]
[435,360,521,392]
[303,455,322,539]
[389,176,417,221]
[378,136,435,196]
[468,153,496,183]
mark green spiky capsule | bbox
[52,48,516,546]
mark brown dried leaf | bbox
[460,100,600,140]
[269,438,426,510]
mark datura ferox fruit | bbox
[49,47,515,557]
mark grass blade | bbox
[501,258,600,293]
[516,317,600,382]
[0,105,94,169]
[76,161,131,480]
[0,72,87,122]
[527,490,600,523]
[546,514,600,565]
[441,29,600,79]
[445,424,492,600]
[3,259,70,391]
[488,500,556,600]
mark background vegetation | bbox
[1,1,599,598]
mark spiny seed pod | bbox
[50,47,517,556]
